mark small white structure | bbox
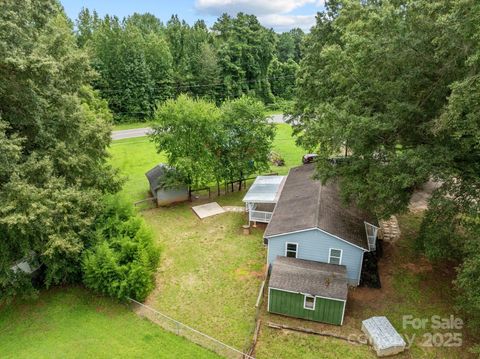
[362,316,406,357]
[242,176,285,224]
[192,202,225,219]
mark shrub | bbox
[82,196,160,301]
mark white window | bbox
[329,248,342,265]
[304,295,315,310]
[285,242,298,258]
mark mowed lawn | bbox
[0,287,220,359]
[142,201,265,349]
[108,123,304,202]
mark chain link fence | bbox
[128,298,255,359]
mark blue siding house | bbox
[264,164,379,286]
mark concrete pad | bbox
[192,202,226,219]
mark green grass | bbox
[142,203,265,350]
[109,123,304,202]
[0,287,220,359]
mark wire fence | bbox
[127,298,256,359]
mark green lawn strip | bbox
[255,327,373,359]
[0,286,220,359]
[143,205,266,350]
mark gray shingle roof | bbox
[264,164,377,250]
[269,256,348,300]
[145,163,167,195]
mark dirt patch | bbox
[401,259,433,274]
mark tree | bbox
[213,13,276,102]
[82,196,160,301]
[277,28,304,63]
[76,7,100,47]
[292,0,480,340]
[268,58,299,100]
[88,16,172,122]
[219,96,276,188]
[0,0,120,301]
[151,95,221,198]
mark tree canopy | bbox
[74,10,305,122]
[151,95,275,195]
[292,0,480,335]
[0,0,122,299]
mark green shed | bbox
[268,256,348,325]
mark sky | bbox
[60,0,324,32]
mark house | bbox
[268,256,348,325]
[145,164,189,206]
[265,164,379,286]
[242,175,285,224]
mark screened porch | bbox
[243,175,285,224]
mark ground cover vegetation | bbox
[75,9,304,122]
[0,287,220,359]
[291,0,480,348]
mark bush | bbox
[82,196,160,301]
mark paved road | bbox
[111,127,152,140]
[111,114,287,140]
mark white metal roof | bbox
[243,176,286,204]
[362,316,406,350]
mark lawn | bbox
[142,198,266,350]
[254,213,472,359]
[109,123,304,202]
[0,287,220,359]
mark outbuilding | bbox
[145,163,189,206]
[268,256,348,325]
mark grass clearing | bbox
[142,200,266,349]
[0,286,220,359]
[106,124,303,350]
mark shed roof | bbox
[242,175,286,204]
[145,163,168,195]
[264,164,377,250]
[362,316,406,350]
[269,256,348,301]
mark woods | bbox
[75,9,305,122]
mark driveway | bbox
[111,114,287,140]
